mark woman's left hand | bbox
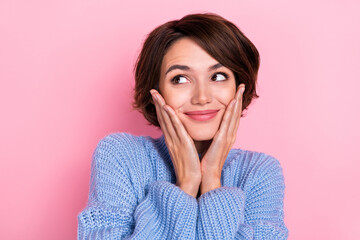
[200,84,245,194]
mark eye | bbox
[171,75,189,84]
[211,72,228,81]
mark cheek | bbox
[215,88,236,106]
[162,89,188,109]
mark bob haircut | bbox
[133,12,260,127]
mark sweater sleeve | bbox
[196,155,288,239]
[77,133,198,239]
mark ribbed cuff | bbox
[197,187,245,238]
[132,181,198,239]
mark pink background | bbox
[1,0,359,239]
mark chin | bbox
[180,114,222,141]
[187,127,217,141]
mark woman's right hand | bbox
[150,89,201,198]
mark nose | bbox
[191,82,212,105]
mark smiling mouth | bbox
[184,110,219,121]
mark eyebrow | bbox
[165,63,223,75]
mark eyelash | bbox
[170,72,229,84]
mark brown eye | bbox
[212,72,228,81]
[171,75,189,84]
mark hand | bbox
[150,89,202,197]
[199,84,245,194]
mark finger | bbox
[218,98,237,138]
[160,104,179,142]
[150,89,166,107]
[163,103,192,144]
[151,90,170,137]
[151,89,171,138]
[150,90,178,144]
[151,90,197,153]
[228,84,245,135]
[150,90,182,138]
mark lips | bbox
[184,109,219,121]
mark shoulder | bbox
[227,148,285,188]
[94,132,151,156]
[230,148,283,170]
[89,132,154,207]
[92,132,153,169]
[96,132,146,150]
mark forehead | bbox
[161,37,218,70]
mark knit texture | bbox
[78,132,288,239]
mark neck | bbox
[194,139,212,156]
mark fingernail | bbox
[240,86,245,94]
[150,90,157,98]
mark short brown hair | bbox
[132,12,260,127]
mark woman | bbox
[78,12,288,239]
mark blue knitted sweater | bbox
[77,132,288,239]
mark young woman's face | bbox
[159,37,236,141]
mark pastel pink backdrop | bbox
[1,0,359,239]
